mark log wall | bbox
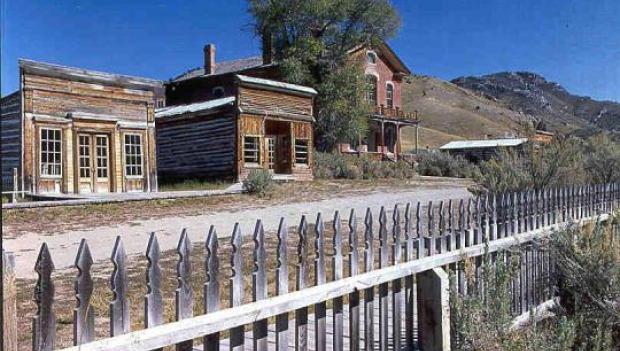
[1,91,22,189]
[156,113,236,181]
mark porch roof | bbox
[439,138,528,150]
[155,96,236,119]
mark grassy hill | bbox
[400,75,528,149]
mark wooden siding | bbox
[156,114,236,180]
[238,87,313,118]
[1,92,22,186]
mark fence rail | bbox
[7,183,620,351]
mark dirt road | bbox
[4,182,470,278]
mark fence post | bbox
[417,267,450,351]
[12,168,18,203]
[3,250,17,351]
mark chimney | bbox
[262,29,272,65]
[204,44,216,75]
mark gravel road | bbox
[4,185,470,278]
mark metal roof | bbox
[155,97,235,119]
[439,138,528,150]
[236,75,317,96]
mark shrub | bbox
[242,169,274,197]
[313,152,417,180]
[416,152,478,178]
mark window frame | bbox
[123,133,144,178]
[366,51,377,65]
[78,134,92,179]
[95,135,109,179]
[386,82,394,109]
[294,138,310,166]
[365,74,378,106]
[243,135,261,166]
[39,127,63,178]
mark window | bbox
[212,86,225,98]
[367,51,377,64]
[96,136,108,178]
[124,134,143,177]
[243,136,260,164]
[294,139,309,165]
[365,75,378,105]
[40,128,62,177]
[386,83,394,109]
[156,99,165,108]
[78,135,91,178]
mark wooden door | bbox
[94,135,110,193]
[77,133,110,194]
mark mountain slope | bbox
[400,75,528,149]
[451,72,620,138]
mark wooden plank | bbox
[253,220,269,351]
[275,219,289,351]
[391,205,402,351]
[332,212,344,351]
[230,224,245,351]
[33,243,56,351]
[3,250,17,351]
[110,236,130,337]
[363,208,375,351]
[378,207,389,351]
[314,213,327,351]
[403,203,415,350]
[175,230,194,351]
[295,216,309,351]
[74,239,95,345]
[204,227,221,351]
[145,233,163,329]
[347,210,360,351]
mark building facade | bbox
[157,75,316,182]
[0,59,163,194]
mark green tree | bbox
[247,0,401,150]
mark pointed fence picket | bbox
[19,183,620,351]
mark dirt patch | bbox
[2,178,470,238]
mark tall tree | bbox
[248,0,401,151]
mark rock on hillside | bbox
[452,72,620,138]
[400,75,529,149]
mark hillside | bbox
[452,72,620,138]
[400,75,529,149]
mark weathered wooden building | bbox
[0,59,163,194]
[439,138,528,163]
[156,74,317,182]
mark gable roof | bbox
[171,56,268,82]
[440,138,528,150]
[348,41,411,75]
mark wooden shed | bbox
[439,138,528,163]
[155,75,317,182]
[0,59,163,195]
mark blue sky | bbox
[2,0,619,101]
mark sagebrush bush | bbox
[242,169,274,196]
[416,152,479,178]
[312,152,416,180]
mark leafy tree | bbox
[583,134,620,184]
[247,0,401,150]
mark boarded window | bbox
[243,136,260,164]
[295,138,309,165]
[124,134,143,177]
[386,83,394,108]
[40,128,62,177]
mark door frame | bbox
[75,131,112,194]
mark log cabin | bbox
[156,74,317,182]
[0,59,163,195]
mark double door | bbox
[77,133,110,193]
[265,135,291,174]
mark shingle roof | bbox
[236,75,317,96]
[439,138,528,150]
[172,56,266,82]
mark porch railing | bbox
[372,105,419,122]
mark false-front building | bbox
[0,60,163,194]
[156,74,316,182]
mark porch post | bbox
[380,121,385,153]
[415,124,420,154]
